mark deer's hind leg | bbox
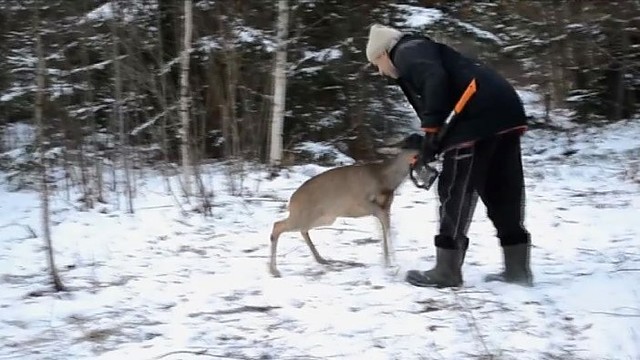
[300,213,337,265]
[301,231,329,265]
[269,219,290,277]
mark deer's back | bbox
[288,164,381,219]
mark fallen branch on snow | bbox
[610,268,640,273]
[189,305,281,317]
[154,349,329,360]
[154,349,250,359]
[243,197,287,203]
[0,222,37,240]
[590,311,640,317]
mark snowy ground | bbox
[1,119,640,360]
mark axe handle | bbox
[454,78,477,115]
[409,78,477,190]
[437,78,477,143]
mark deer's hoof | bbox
[269,265,281,278]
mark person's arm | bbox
[394,42,449,133]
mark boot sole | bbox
[406,271,462,288]
[484,273,533,287]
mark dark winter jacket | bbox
[389,34,527,150]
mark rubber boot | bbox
[485,243,533,286]
[406,247,463,288]
[458,236,469,268]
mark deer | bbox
[269,147,420,277]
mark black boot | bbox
[406,247,463,288]
[458,236,469,267]
[485,243,533,286]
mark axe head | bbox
[409,161,439,190]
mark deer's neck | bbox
[379,152,413,190]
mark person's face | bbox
[372,52,399,79]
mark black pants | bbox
[435,132,530,249]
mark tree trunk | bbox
[269,0,289,167]
[77,32,95,208]
[158,0,179,95]
[224,52,241,158]
[213,5,243,159]
[179,0,193,197]
[33,1,65,292]
[613,6,629,121]
[111,1,134,213]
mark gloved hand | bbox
[402,132,439,165]
[401,133,424,150]
[403,132,441,190]
[419,132,439,164]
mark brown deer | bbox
[269,148,419,277]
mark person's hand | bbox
[401,133,424,150]
[402,132,439,165]
[404,132,441,190]
[420,132,439,164]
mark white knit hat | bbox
[366,24,403,63]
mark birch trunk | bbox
[269,0,289,166]
[179,0,193,196]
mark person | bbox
[365,23,533,288]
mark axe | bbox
[409,78,477,190]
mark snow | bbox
[454,20,505,45]
[130,109,175,136]
[234,26,269,47]
[195,35,220,53]
[0,86,32,103]
[302,49,343,63]
[1,113,639,360]
[392,5,504,46]
[85,3,115,22]
[293,141,354,166]
[392,4,444,28]
[1,2,639,358]
[289,47,345,75]
[194,26,275,54]
[2,122,35,150]
[82,2,146,24]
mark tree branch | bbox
[590,311,640,317]
[154,349,250,359]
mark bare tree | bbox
[268,0,290,167]
[73,24,97,209]
[110,1,134,213]
[179,0,194,197]
[213,4,242,159]
[33,1,66,292]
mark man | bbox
[365,24,533,288]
